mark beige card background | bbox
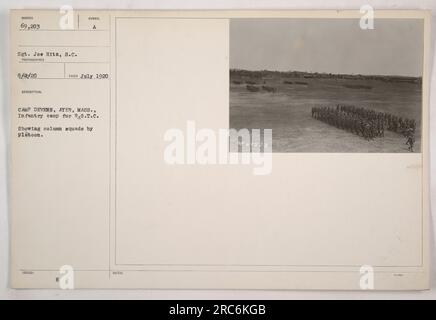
[9,10,430,290]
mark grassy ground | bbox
[229,74,422,153]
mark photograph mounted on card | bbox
[9,9,430,290]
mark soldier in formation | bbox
[311,105,416,149]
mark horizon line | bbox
[229,68,422,79]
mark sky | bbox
[230,19,424,77]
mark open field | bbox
[230,71,422,153]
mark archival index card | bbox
[10,10,431,290]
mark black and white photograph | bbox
[2,5,434,300]
[230,19,423,153]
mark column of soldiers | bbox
[311,105,417,151]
